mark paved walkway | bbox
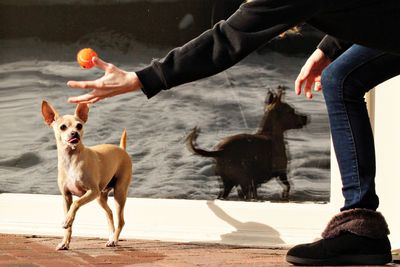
[0,234,289,266]
[1,234,399,267]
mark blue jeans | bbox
[321,45,400,211]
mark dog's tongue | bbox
[68,137,79,144]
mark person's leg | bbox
[322,45,400,211]
[287,45,400,265]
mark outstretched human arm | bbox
[68,0,325,103]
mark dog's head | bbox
[41,100,89,149]
[264,87,308,131]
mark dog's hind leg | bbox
[218,178,234,199]
[97,190,116,247]
[111,171,131,247]
[240,183,252,200]
[237,188,245,199]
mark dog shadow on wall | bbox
[187,87,308,201]
[207,201,284,245]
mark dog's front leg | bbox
[63,189,100,229]
[57,193,73,250]
[277,173,290,200]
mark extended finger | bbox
[70,97,102,104]
[304,78,314,99]
[86,97,102,104]
[68,92,97,103]
[314,81,322,91]
[92,57,109,71]
[67,80,100,89]
[314,76,322,91]
[295,71,306,95]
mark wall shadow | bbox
[207,200,284,246]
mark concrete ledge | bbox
[0,193,337,248]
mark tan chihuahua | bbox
[41,100,132,250]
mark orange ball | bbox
[76,48,98,69]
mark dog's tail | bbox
[186,127,223,158]
[120,129,127,150]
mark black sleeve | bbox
[317,35,352,61]
[136,0,325,99]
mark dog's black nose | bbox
[71,131,79,137]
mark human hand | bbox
[295,48,331,99]
[67,57,142,104]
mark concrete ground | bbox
[0,234,289,267]
[0,234,399,267]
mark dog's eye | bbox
[60,124,67,131]
[76,123,83,130]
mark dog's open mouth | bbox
[67,137,80,144]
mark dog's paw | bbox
[56,242,69,251]
[106,240,118,247]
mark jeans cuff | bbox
[322,208,389,239]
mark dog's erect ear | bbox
[42,100,59,127]
[276,89,283,103]
[265,90,275,105]
[276,85,287,103]
[75,103,89,123]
